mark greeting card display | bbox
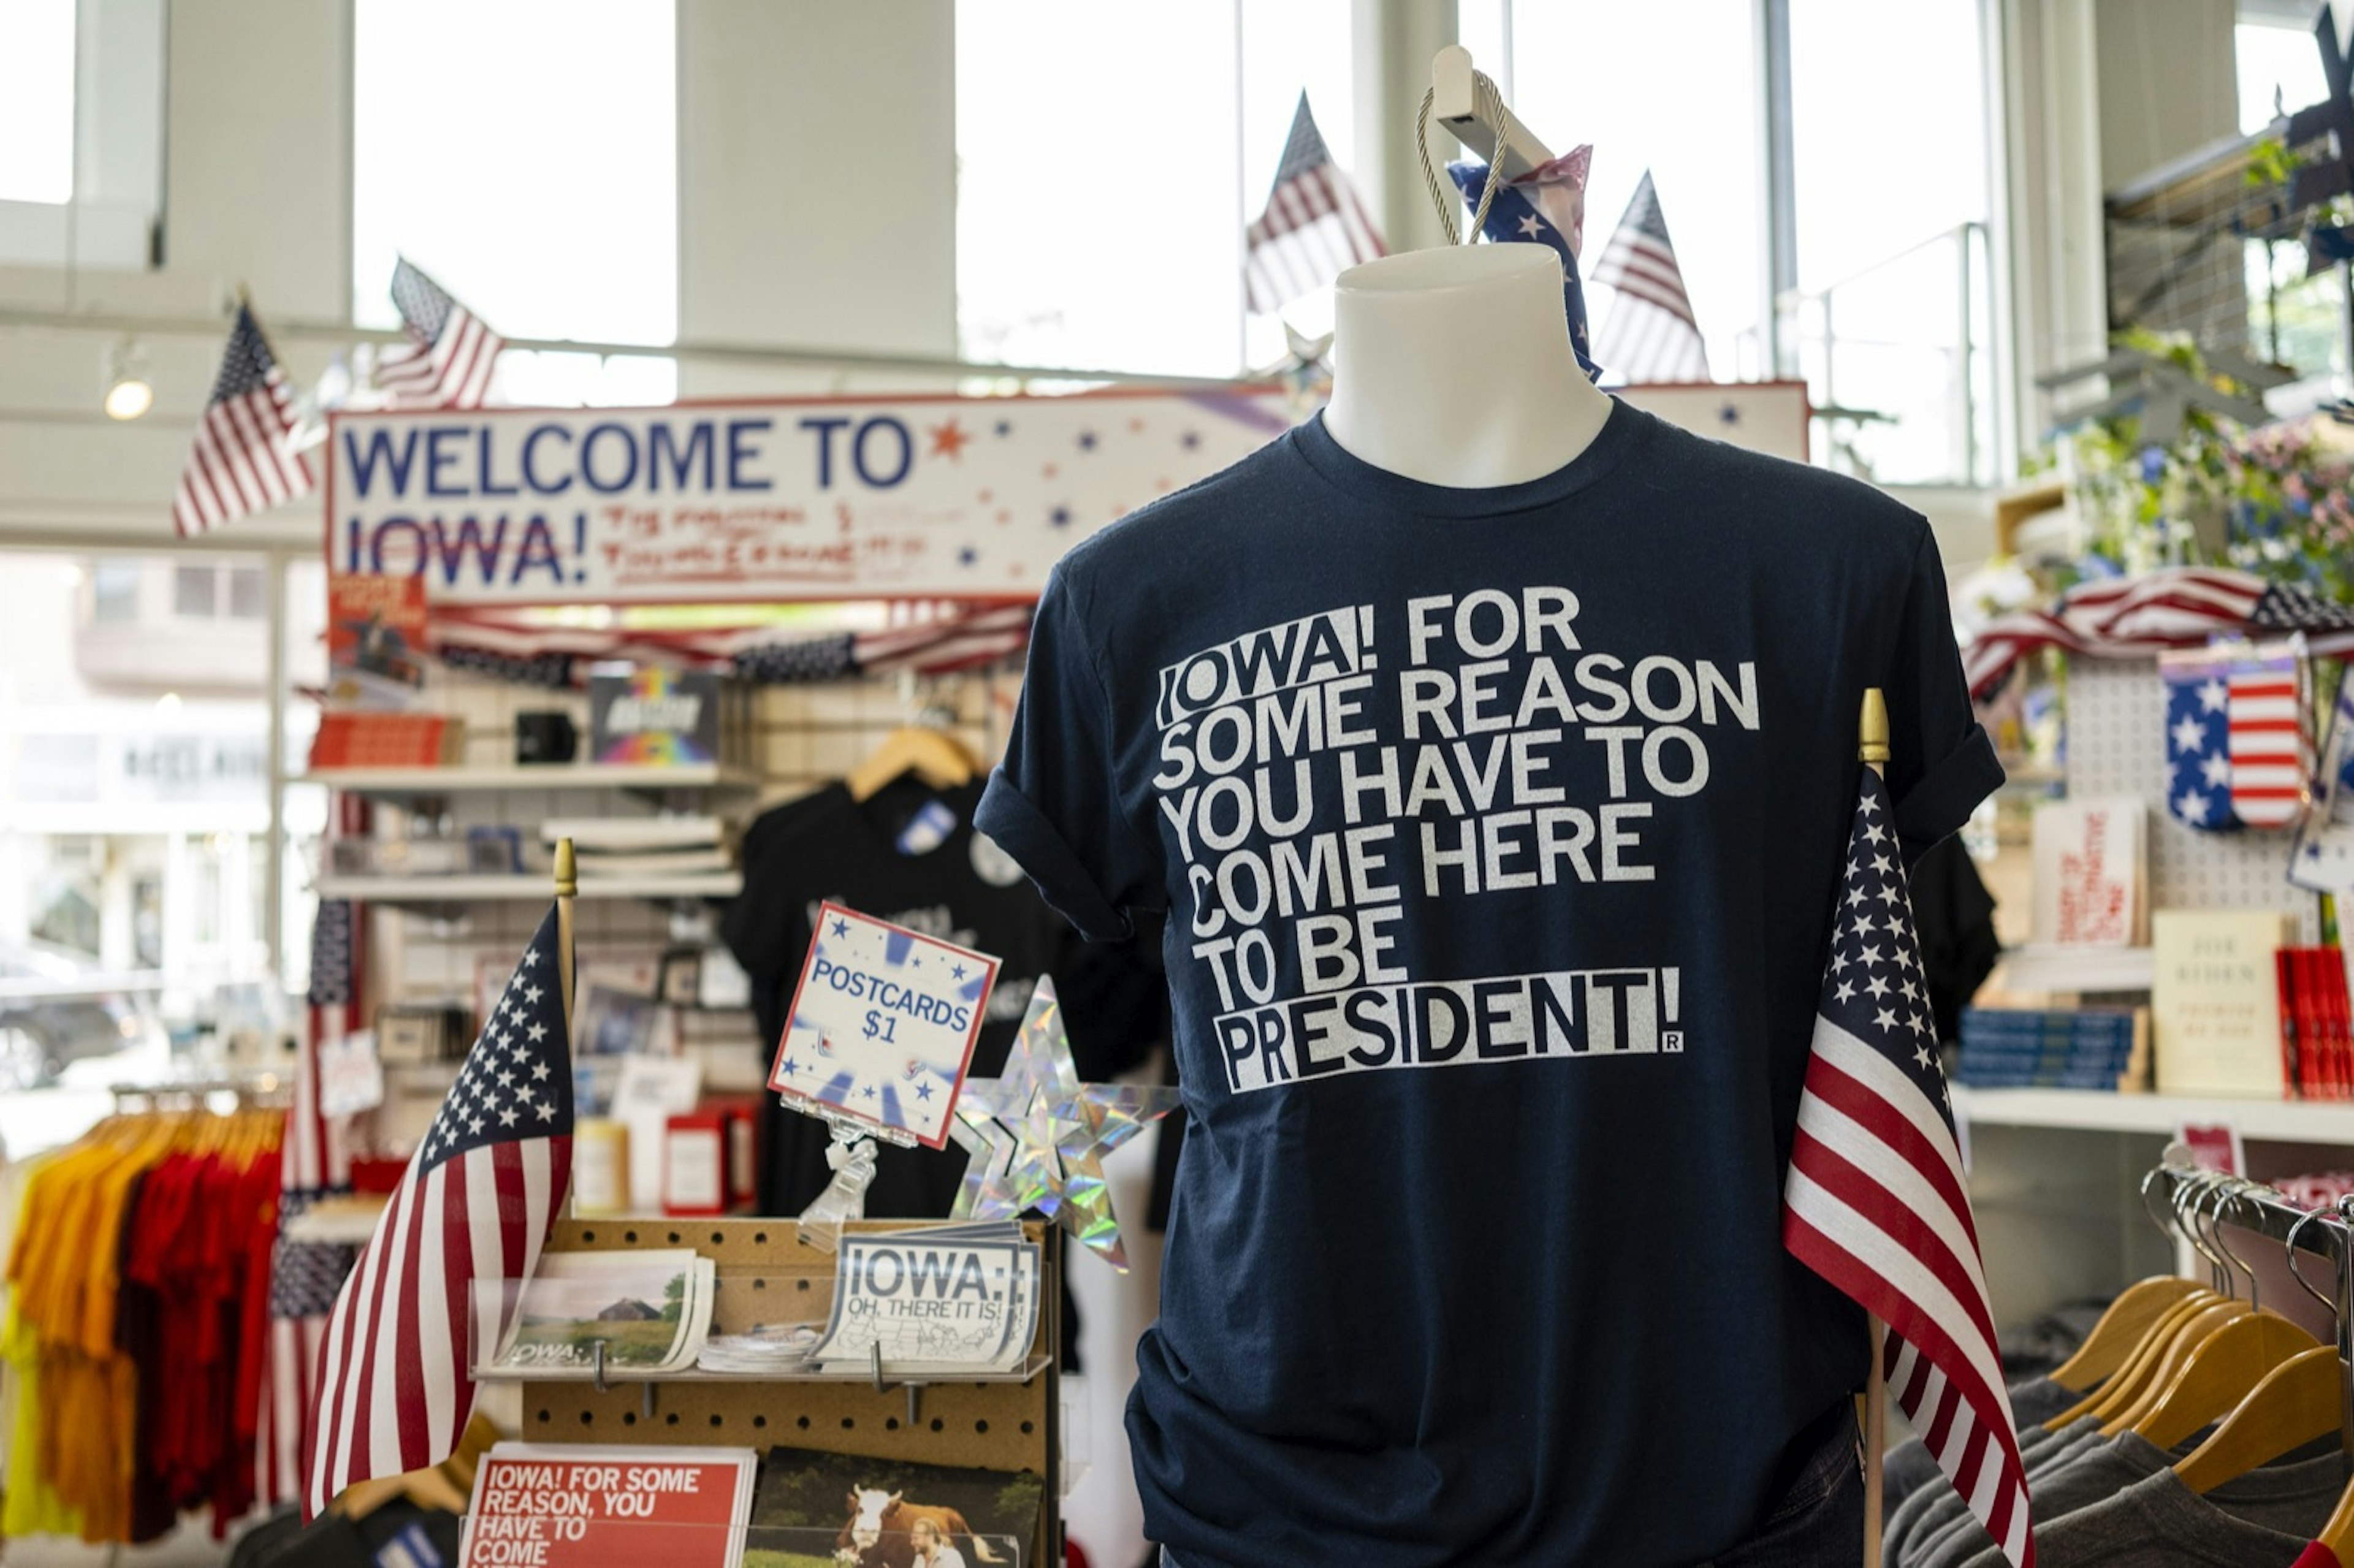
[767,902,1000,1150]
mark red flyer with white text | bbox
[459,1445,755,1568]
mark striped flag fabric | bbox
[305,904,574,1518]
[1591,171,1710,384]
[2227,660,2311,827]
[1783,768,2033,1567]
[172,303,316,537]
[1245,94,1385,315]
[376,258,504,410]
[1962,567,2354,699]
[259,880,365,1507]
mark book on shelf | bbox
[308,712,464,770]
[2030,797,2147,947]
[2279,945,2354,1100]
[1956,1006,2148,1090]
[2152,910,2295,1098]
[590,669,722,766]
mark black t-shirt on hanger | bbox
[721,775,1167,1220]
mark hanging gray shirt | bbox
[1884,1376,2084,1510]
[1949,1458,2350,1568]
[1892,1412,2119,1563]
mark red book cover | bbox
[308,712,450,770]
[2279,949,2304,1098]
[2296,950,2333,1100]
[2323,949,2354,1102]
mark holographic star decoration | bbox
[947,975,1180,1271]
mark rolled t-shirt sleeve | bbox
[1886,522,2006,863]
[977,566,1163,942]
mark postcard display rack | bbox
[489,1216,1062,1564]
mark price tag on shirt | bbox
[767,900,1000,1149]
[318,1028,384,1117]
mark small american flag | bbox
[376,258,504,410]
[1245,94,1384,315]
[1591,172,1710,384]
[1783,769,2032,1567]
[305,904,573,1518]
[1963,567,2354,699]
[172,303,315,538]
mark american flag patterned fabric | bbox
[1964,567,2354,699]
[304,904,573,1518]
[1444,152,1603,382]
[172,303,316,537]
[2163,652,2313,831]
[260,791,370,1507]
[376,259,504,411]
[1783,769,2032,1567]
[1590,172,1710,384]
[1245,94,1385,314]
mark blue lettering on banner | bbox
[649,421,714,492]
[798,415,851,489]
[852,416,912,488]
[579,422,639,493]
[343,427,419,498]
[424,427,466,495]
[477,428,519,496]
[521,424,574,493]
[726,419,773,491]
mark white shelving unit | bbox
[1955,1086,2354,1142]
[316,871,742,902]
[297,763,758,798]
[1995,943,2155,994]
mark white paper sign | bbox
[768,901,1000,1149]
[318,1029,385,1117]
[611,1057,702,1216]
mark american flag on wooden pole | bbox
[172,302,316,537]
[1591,170,1711,384]
[375,258,505,410]
[304,894,574,1518]
[1783,692,2033,1567]
[1245,94,1385,315]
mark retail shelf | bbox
[1995,944,2155,994]
[294,763,757,797]
[314,871,742,902]
[1953,1086,2354,1142]
[472,1349,1053,1389]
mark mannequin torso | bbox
[1322,242,1613,489]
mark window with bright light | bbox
[1507,1,1766,379]
[2239,17,2329,132]
[956,2,1246,377]
[351,0,679,405]
[0,0,76,205]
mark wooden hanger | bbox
[2318,1444,2354,1560]
[847,724,976,803]
[2044,1292,2223,1429]
[2173,1345,2345,1493]
[2121,1308,2319,1448]
[2046,1276,2206,1392]
[2089,1299,2252,1425]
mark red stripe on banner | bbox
[1791,1127,2000,1352]
[438,1162,473,1456]
[2226,719,2300,733]
[1799,1054,1979,1250]
[2231,786,2304,799]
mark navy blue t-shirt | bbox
[975,401,2003,1567]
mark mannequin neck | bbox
[1323,244,1613,490]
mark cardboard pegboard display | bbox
[2066,658,2323,943]
[522,1216,1059,1562]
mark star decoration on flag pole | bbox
[947,976,1180,1271]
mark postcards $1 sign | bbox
[768,902,1000,1148]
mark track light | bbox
[103,337,153,421]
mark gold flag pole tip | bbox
[1859,688,1891,766]
[554,838,577,897]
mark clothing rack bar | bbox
[108,1072,290,1108]
[2149,1162,2354,1454]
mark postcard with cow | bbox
[745,1448,1042,1568]
[768,902,1001,1149]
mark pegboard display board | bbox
[520,1217,1060,1561]
[2065,658,2322,943]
